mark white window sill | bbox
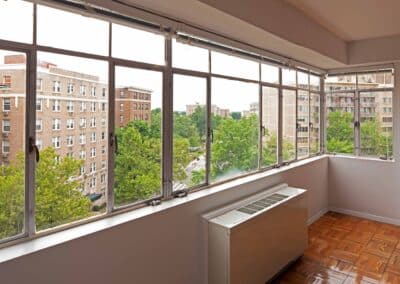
[328,154,395,163]
[0,155,327,264]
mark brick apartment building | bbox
[186,103,230,118]
[0,54,152,207]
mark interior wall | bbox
[0,157,328,284]
[328,157,400,224]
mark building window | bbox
[3,98,11,111]
[79,150,86,160]
[2,141,10,153]
[120,115,123,123]
[66,119,75,129]
[90,147,96,158]
[101,160,106,169]
[79,118,86,128]
[2,75,11,88]
[66,136,74,146]
[52,137,61,148]
[90,102,96,112]
[53,81,61,93]
[89,162,96,173]
[101,118,106,127]
[80,85,86,96]
[90,132,96,142]
[36,99,42,111]
[36,78,43,91]
[52,118,61,131]
[101,145,106,155]
[67,101,74,112]
[120,103,124,111]
[102,87,106,97]
[2,119,10,132]
[90,117,96,128]
[36,119,42,132]
[36,139,43,150]
[101,102,106,111]
[67,83,74,94]
[89,177,96,188]
[91,86,96,97]
[101,132,105,140]
[79,134,86,145]
[80,166,85,176]
[79,101,86,112]
[52,99,61,112]
[101,174,106,184]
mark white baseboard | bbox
[330,207,400,226]
[307,208,328,225]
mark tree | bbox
[190,106,206,141]
[326,111,354,154]
[211,115,259,180]
[230,112,242,120]
[0,148,92,238]
[174,112,200,147]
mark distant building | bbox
[186,103,230,118]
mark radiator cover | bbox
[204,184,307,284]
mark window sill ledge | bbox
[327,154,395,163]
[0,155,327,264]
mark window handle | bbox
[28,137,39,163]
[261,125,266,136]
[110,133,118,154]
[354,121,360,128]
[210,129,214,143]
[309,122,313,130]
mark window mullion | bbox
[206,50,212,185]
[320,76,326,154]
[163,37,173,199]
[354,90,360,156]
[258,63,262,169]
[278,68,283,164]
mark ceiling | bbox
[285,0,400,41]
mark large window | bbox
[211,78,259,182]
[173,74,207,190]
[114,67,162,207]
[0,49,26,240]
[0,2,323,244]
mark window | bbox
[261,64,279,84]
[0,0,33,43]
[91,86,96,97]
[36,99,42,111]
[52,118,61,131]
[79,118,86,128]
[90,117,96,128]
[90,102,96,112]
[310,93,321,154]
[310,75,320,91]
[90,132,96,142]
[37,78,43,91]
[89,177,96,189]
[326,92,355,154]
[89,162,96,173]
[2,119,10,132]
[101,103,106,111]
[261,87,278,166]
[3,75,11,88]
[67,101,74,112]
[2,141,10,153]
[79,150,86,160]
[52,99,61,112]
[80,85,86,96]
[172,39,208,72]
[101,132,106,140]
[101,145,106,155]
[53,81,61,93]
[52,137,61,148]
[173,74,207,190]
[67,83,74,94]
[114,66,162,206]
[298,72,309,90]
[120,103,124,111]
[282,69,296,87]
[36,119,42,132]
[101,160,106,169]
[36,139,43,150]
[325,75,356,92]
[211,78,259,182]
[112,23,165,65]
[37,5,108,55]
[79,134,86,145]
[357,72,394,89]
[80,101,86,112]
[66,136,74,146]
[211,51,259,80]
[282,89,296,161]
[66,119,75,129]
[297,90,309,159]
[101,174,106,184]
[90,147,96,158]
[101,118,106,127]
[3,98,11,111]
[360,91,393,159]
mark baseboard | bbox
[330,207,400,226]
[307,208,328,225]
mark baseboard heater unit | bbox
[203,183,307,284]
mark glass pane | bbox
[36,52,108,231]
[326,92,354,154]
[282,69,296,87]
[211,77,259,182]
[360,91,393,159]
[282,90,296,161]
[0,50,26,240]
[261,64,279,84]
[172,39,209,72]
[0,0,33,43]
[261,87,278,167]
[114,67,162,206]
[211,51,259,80]
[173,75,206,190]
[297,90,309,159]
[357,72,394,89]
[298,71,309,90]
[310,75,320,91]
[310,93,321,154]
[112,24,165,65]
[37,5,108,55]
[325,75,356,92]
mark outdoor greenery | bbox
[1,108,392,239]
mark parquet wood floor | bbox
[273,212,400,283]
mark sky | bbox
[0,0,285,112]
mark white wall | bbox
[0,157,328,284]
[328,157,400,224]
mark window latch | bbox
[28,137,39,163]
[173,190,189,198]
[148,198,162,206]
[354,121,360,128]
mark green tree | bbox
[211,115,259,180]
[191,106,206,141]
[326,111,354,154]
[230,112,242,120]
[174,112,200,147]
[0,148,92,237]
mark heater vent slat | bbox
[237,193,289,215]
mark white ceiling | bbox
[285,0,400,41]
